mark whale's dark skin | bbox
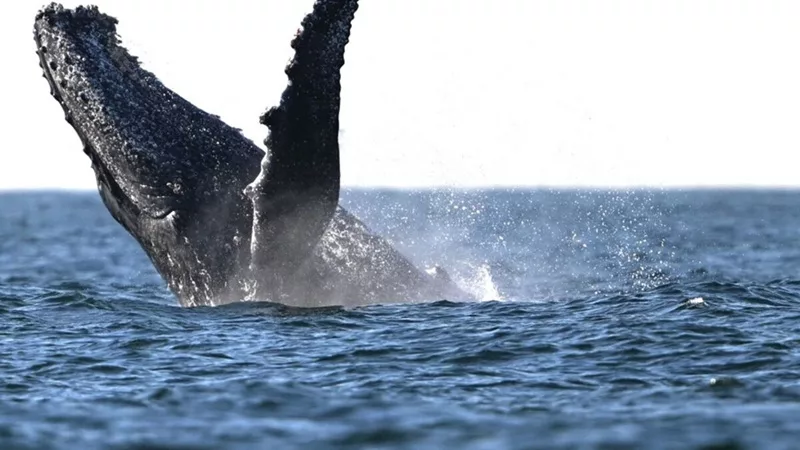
[33,1,468,307]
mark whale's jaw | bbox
[34,4,263,306]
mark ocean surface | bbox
[2,188,800,449]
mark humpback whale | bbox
[33,1,469,307]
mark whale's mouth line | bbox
[34,27,164,221]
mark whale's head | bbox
[34,4,264,305]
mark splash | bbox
[456,263,503,302]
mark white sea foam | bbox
[456,263,502,302]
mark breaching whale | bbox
[33,1,469,307]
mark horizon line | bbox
[3,184,800,193]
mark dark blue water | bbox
[2,189,800,449]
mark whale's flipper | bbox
[245,0,360,293]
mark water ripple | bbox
[3,190,800,448]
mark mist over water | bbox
[2,189,800,449]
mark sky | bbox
[3,0,800,190]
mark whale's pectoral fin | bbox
[245,0,360,281]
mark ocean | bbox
[1,188,799,449]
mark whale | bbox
[33,1,469,307]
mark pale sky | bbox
[3,1,800,189]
